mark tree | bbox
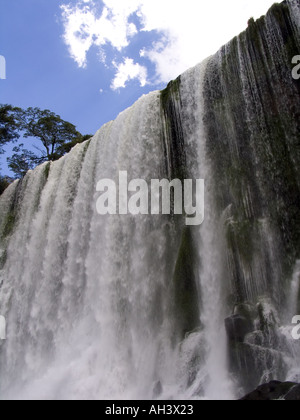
[56,134,93,156]
[0,105,23,190]
[5,107,92,178]
[21,107,83,161]
[0,175,11,195]
[0,105,22,154]
[7,146,37,178]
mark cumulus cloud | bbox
[111,58,147,90]
[60,0,141,67]
[60,0,276,87]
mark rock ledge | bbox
[240,381,300,401]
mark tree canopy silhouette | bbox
[0,105,92,179]
[0,105,22,154]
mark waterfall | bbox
[202,0,300,392]
[178,63,235,399]
[0,0,299,400]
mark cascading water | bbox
[178,62,235,399]
[202,0,300,393]
[0,0,299,400]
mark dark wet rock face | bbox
[225,315,253,343]
[204,0,300,394]
[241,381,300,400]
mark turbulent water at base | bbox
[0,1,299,400]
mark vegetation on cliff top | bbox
[0,104,92,189]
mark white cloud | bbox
[61,0,277,87]
[60,0,141,68]
[60,3,95,68]
[111,58,147,90]
[135,0,277,82]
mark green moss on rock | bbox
[160,76,187,181]
[1,211,16,240]
[160,77,181,109]
[44,162,51,180]
[204,0,300,307]
[173,227,200,339]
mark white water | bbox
[288,261,300,320]
[179,61,235,400]
[0,59,236,400]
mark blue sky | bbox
[0,0,276,176]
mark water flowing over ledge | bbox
[0,0,299,400]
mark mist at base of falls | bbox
[0,0,299,400]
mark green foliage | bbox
[0,105,92,178]
[55,134,92,156]
[0,175,12,195]
[20,108,80,159]
[0,104,22,144]
[0,105,23,160]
